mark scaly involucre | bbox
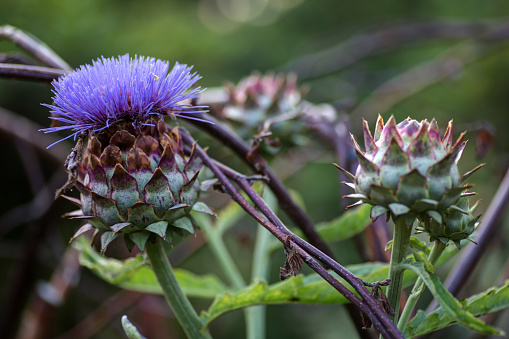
[41,54,205,146]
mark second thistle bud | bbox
[337,115,483,226]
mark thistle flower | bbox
[42,55,214,252]
[42,54,206,147]
[336,115,483,226]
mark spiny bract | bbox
[208,72,323,154]
[417,196,480,248]
[65,119,215,252]
[336,115,483,226]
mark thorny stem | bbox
[187,113,335,259]
[397,241,446,332]
[181,129,404,339]
[386,217,413,323]
[145,238,211,339]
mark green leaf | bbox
[399,262,504,337]
[201,262,394,326]
[74,237,230,298]
[202,246,464,325]
[121,315,147,339]
[405,280,509,338]
[409,236,431,256]
[315,204,371,242]
[411,249,434,273]
[269,204,371,253]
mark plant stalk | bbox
[145,238,211,339]
[246,224,273,339]
[397,240,446,332]
[386,217,413,322]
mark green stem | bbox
[200,215,259,338]
[200,218,246,290]
[397,240,446,332]
[145,238,211,339]
[245,224,273,339]
[386,217,413,322]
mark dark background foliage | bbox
[1,1,509,338]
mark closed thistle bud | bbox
[41,54,214,252]
[336,115,483,226]
[417,197,480,248]
[222,72,302,126]
[210,72,312,153]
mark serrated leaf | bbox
[399,262,504,337]
[74,237,230,298]
[405,280,509,338]
[121,315,147,339]
[201,264,392,326]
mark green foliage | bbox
[405,280,509,337]
[409,236,431,256]
[315,204,372,242]
[400,261,504,337]
[75,237,230,298]
[269,204,372,253]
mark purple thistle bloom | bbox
[41,54,208,147]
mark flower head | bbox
[42,54,206,147]
[336,115,482,226]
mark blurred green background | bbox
[2,0,509,338]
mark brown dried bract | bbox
[279,235,304,280]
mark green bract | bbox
[417,197,480,248]
[209,72,328,154]
[336,115,482,226]
[64,119,214,252]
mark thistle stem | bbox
[145,238,211,339]
[246,224,273,339]
[397,240,446,332]
[386,217,413,322]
